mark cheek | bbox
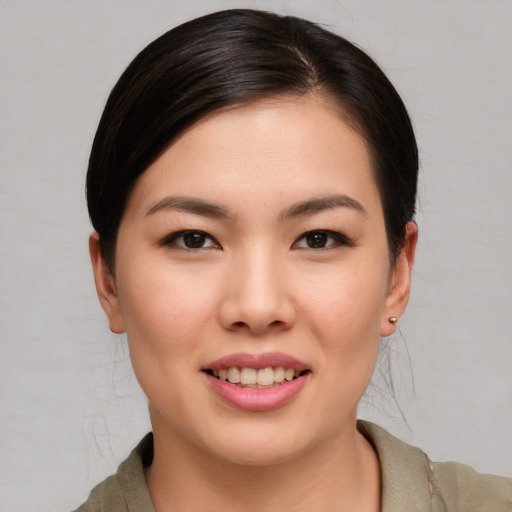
[113,262,224,421]
[115,262,220,361]
[296,256,389,368]
[301,260,388,328]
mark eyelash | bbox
[293,230,355,250]
[160,229,354,251]
[160,230,221,250]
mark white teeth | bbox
[213,366,304,386]
[240,367,257,385]
[285,368,295,381]
[227,367,241,384]
[274,367,285,383]
[257,367,274,386]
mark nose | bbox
[218,247,296,335]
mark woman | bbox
[76,9,511,511]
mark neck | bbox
[145,414,380,512]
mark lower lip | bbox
[205,373,308,412]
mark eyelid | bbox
[160,230,221,250]
[292,230,355,249]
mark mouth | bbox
[203,366,311,389]
[202,352,311,411]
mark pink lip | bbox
[204,372,309,412]
[203,352,309,371]
[202,352,310,412]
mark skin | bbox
[90,94,417,512]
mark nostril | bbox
[231,319,286,332]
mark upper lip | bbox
[203,352,309,371]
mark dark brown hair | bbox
[86,9,418,269]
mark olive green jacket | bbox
[74,421,512,511]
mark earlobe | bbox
[89,232,125,334]
[380,221,418,337]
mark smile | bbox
[207,366,308,388]
[202,353,311,411]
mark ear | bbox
[381,221,418,337]
[89,232,125,334]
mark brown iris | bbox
[183,231,207,248]
[305,231,328,248]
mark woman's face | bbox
[91,95,415,465]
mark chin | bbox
[197,418,324,467]
[209,436,305,467]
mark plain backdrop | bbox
[1,1,511,510]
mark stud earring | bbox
[388,316,398,324]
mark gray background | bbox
[1,1,511,510]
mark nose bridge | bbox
[240,244,280,305]
[220,242,294,333]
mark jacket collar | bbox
[358,421,433,512]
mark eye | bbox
[293,230,354,249]
[161,230,220,250]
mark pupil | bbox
[307,232,327,248]
[184,232,205,248]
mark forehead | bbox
[125,95,381,219]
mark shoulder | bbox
[72,433,155,512]
[358,421,512,512]
[433,460,512,511]
[73,473,126,512]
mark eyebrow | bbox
[280,194,367,220]
[145,193,366,221]
[145,196,233,219]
